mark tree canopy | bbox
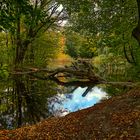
[0,0,67,65]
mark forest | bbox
[0,0,140,139]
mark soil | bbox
[0,88,140,140]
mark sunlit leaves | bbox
[25,31,63,67]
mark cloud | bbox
[48,86,107,117]
[86,87,107,101]
[63,87,107,112]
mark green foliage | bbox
[0,64,9,79]
[0,0,66,65]
[61,0,138,59]
[103,85,129,97]
[0,33,9,65]
[25,31,62,67]
[65,31,97,58]
[79,39,97,58]
[92,50,131,82]
[62,0,137,35]
[0,33,10,79]
[65,32,81,58]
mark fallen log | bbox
[10,60,137,89]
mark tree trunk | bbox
[132,0,140,44]
[15,40,30,66]
[14,4,30,67]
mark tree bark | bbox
[132,0,140,44]
[15,40,30,66]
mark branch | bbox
[10,61,137,88]
[82,87,93,97]
[10,68,136,88]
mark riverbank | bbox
[0,87,140,140]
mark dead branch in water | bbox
[10,60,137,89]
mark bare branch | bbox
[40,0,52,9]
[10,60,137,88]
[34,3,64,35]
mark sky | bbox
[64,87,107,111]
[48,86,107,117]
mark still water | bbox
[0,76,107,129]
[48,87,107,117]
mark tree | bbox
[0,0,67,66]
[19,0,140,90]
[65,31,97,59]
[132,0,140,45]
[60,0,138,63]
[59,0,140,82]
[25,31,63,67]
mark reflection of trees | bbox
[0,75,57,129]
[48,93,71,117]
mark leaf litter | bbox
[0,88,140,140]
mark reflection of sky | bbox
[49,87,107,117]
[63,87,107,112]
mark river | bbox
[0,75,107,129]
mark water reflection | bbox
[0,75,58,129]
[0,76,107,129]
[48,87,107,117]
